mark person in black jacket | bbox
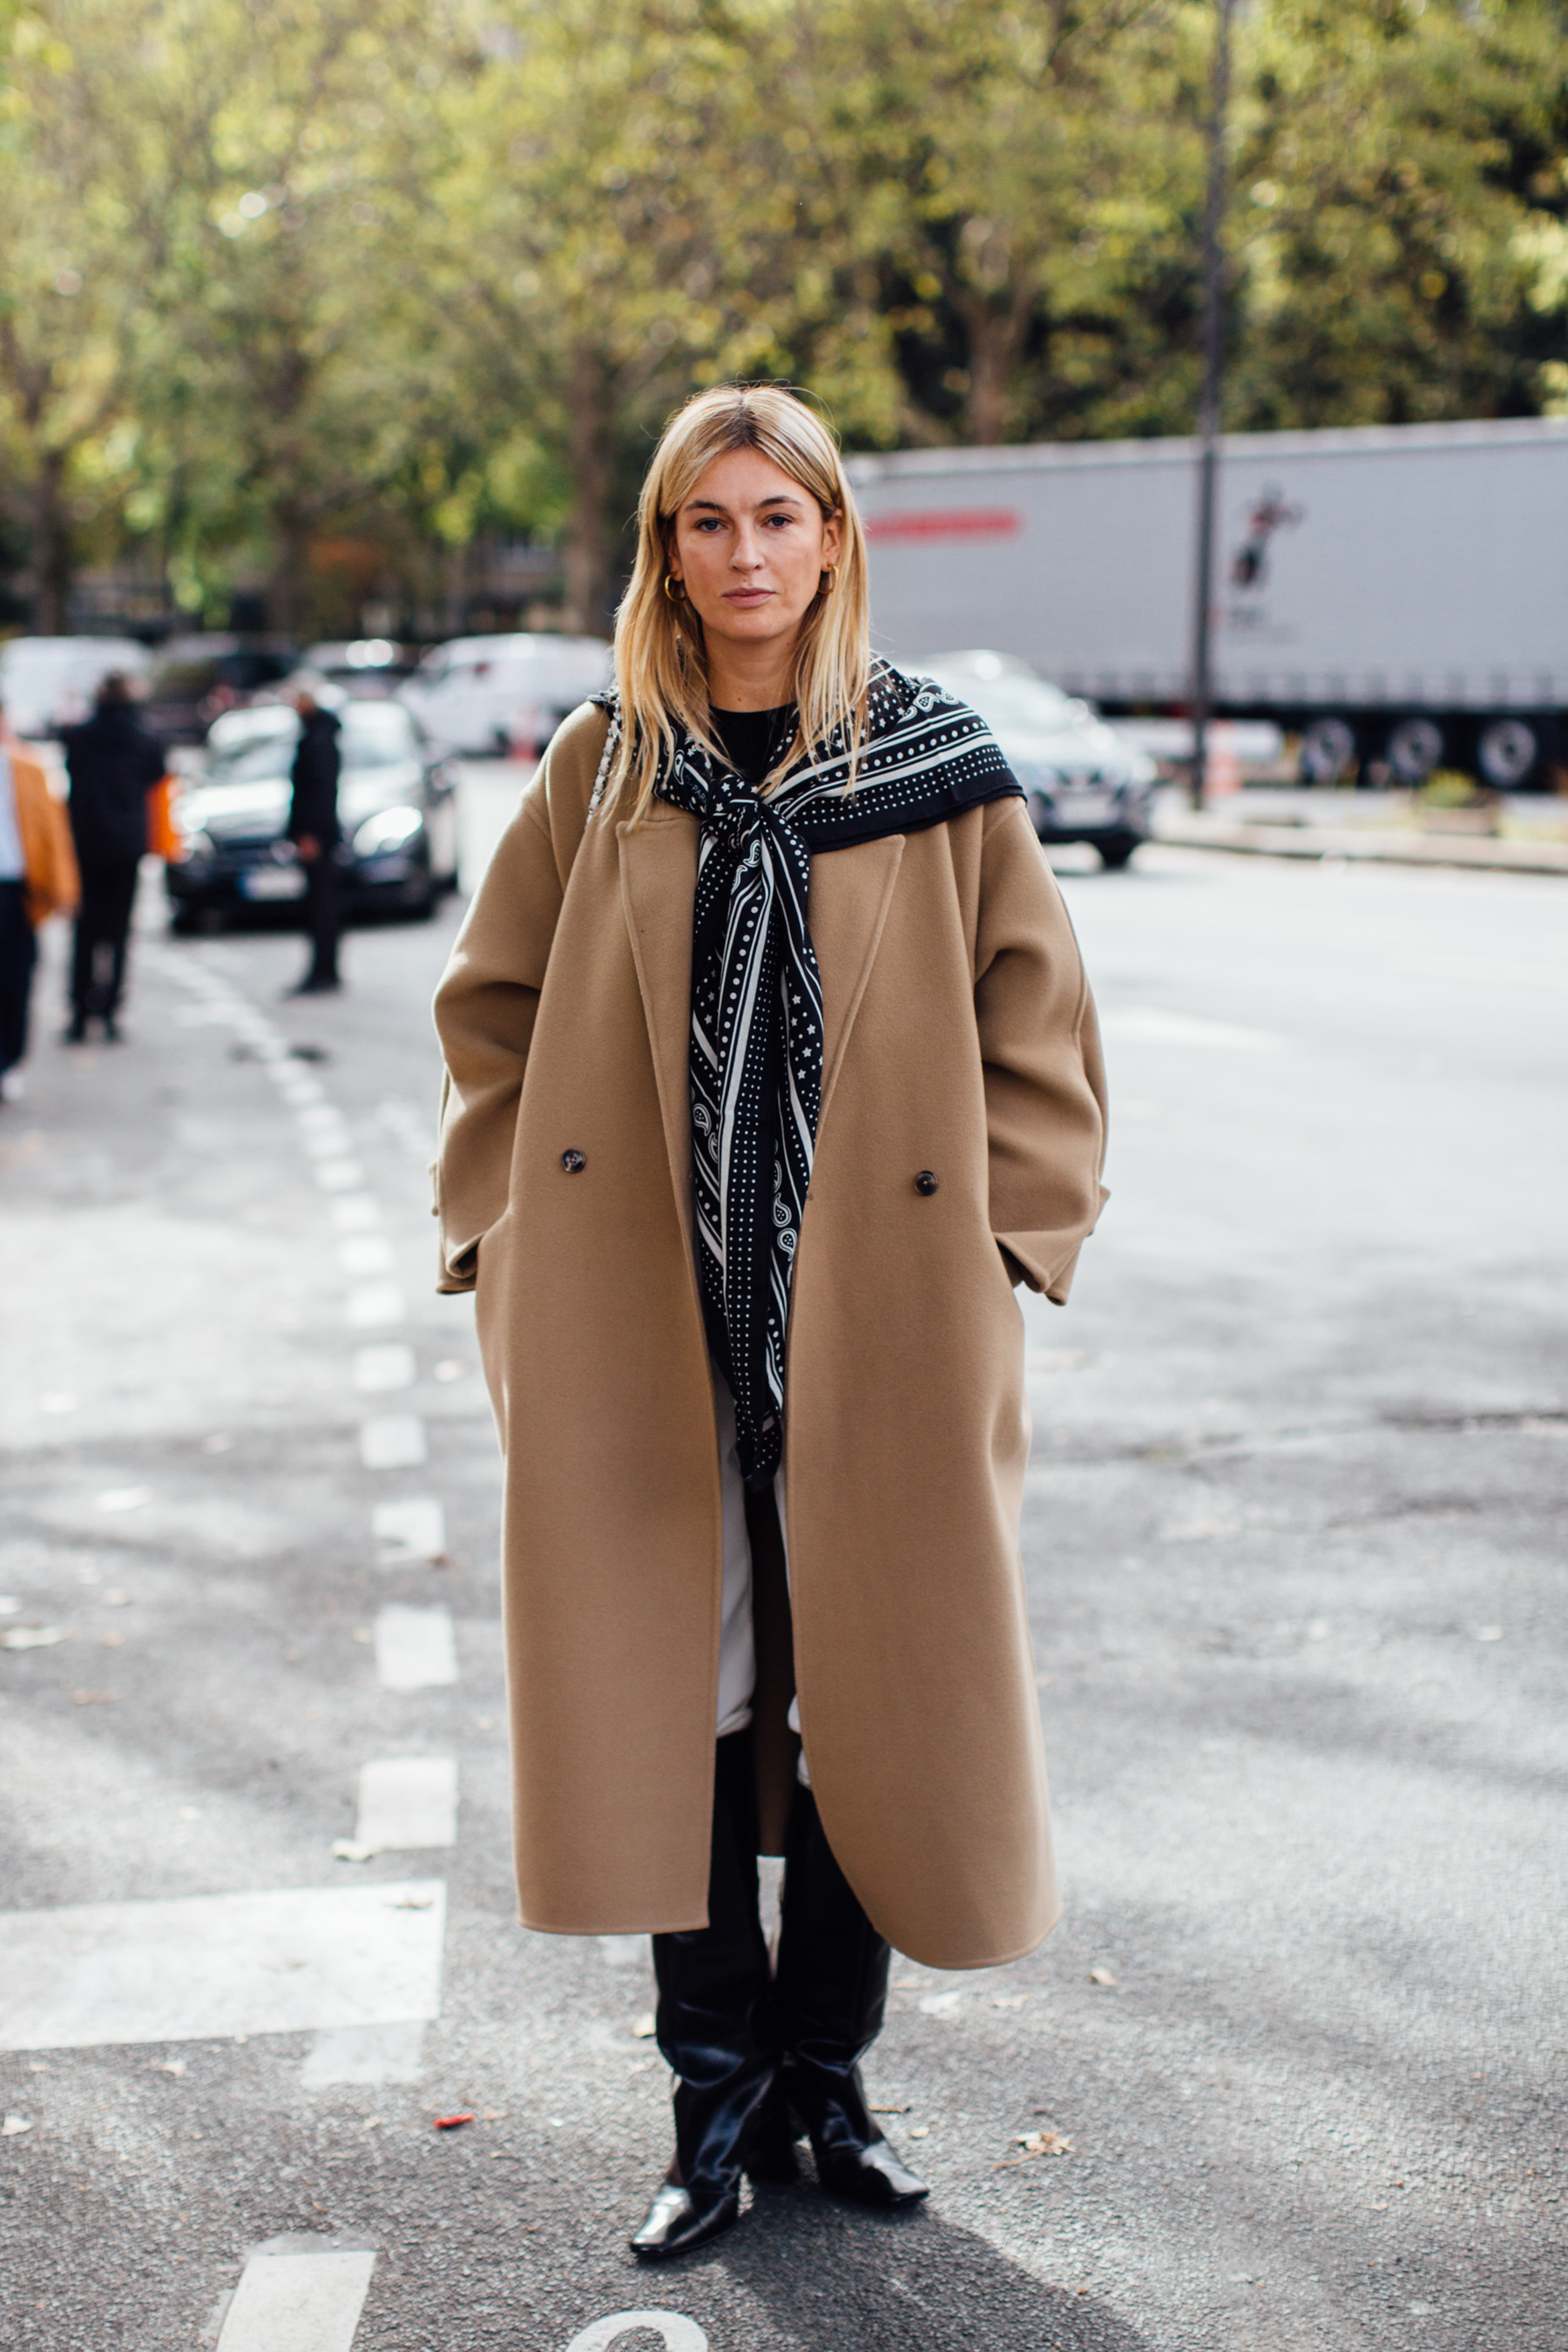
[285,686,344,996]
[62,672,166,1043]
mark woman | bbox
[432,384,1107,2260]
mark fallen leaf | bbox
[71,1689,115,1706]
[991,1996,1026,2009]
[869,2105,911,2115]
[152,2060,186,2077]
[2,2116,34,2136]
[103,1592,132,1607]
[390,1896,433,1909]
[632,2012,657,2039]
[433,2112,474,2131]
[331,1839,379,1863]
[909,2126,930,2139]
[1087,1968,1118,1988]
[997,2128,1073,2166]
[102,1634,124,1648]
[3,1625,64,1650]
[96,1488,152,1513]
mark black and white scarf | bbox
[591,662,1021,1489]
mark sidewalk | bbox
[1152,786,1568,875]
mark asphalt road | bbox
[2,774,1564,2352]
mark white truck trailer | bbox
[846,417,1568,789]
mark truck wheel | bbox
[1299,718,1356,785]
[1477,718,1538,789]
[1386,718,1444,783]
[1098,835,1138,870]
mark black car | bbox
[141,635,297,747]
[165,700,458,932]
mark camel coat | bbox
[432,701,1108,1969]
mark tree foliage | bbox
[0,0,1563,633]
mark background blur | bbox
[2,0,1565,645]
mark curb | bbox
[1153,817,1568,878]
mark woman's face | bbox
[667,449,842,679]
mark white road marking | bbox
[354,1342,416,1392]
[296,1104,352,1138]
[565,2317,708,2352]
[1098,1006,1285,1052]
[374,1606,457,1691]
[331,1193,382,1233]
[348,1284,408,1330]
[301,2019,427,2086]
[0,1882,446,2051]
[216,2248,376,2352]
[372,1497,446,1565]
[315,1158,368,1193]
[355,1758,457,1849]
[301,1126,355,1161]
[275,1076,325,1106]
[360,1416,426,1469]
[340,1234,395,1276]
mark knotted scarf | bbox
[590,662,1021,1487]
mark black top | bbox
[63,706,166,864]
[287,709,343,848]
[710,704,797,785]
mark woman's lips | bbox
[724,588,772,605]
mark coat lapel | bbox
[809,835,905,1125]
[618,811,700,1260]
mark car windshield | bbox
[925,670,1081,735]
[203,705,417,784]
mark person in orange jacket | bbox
[0,697,80,1103]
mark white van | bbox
[0,637,151,739]
[400,633,612,757]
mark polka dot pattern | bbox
[591,662,1021,1490]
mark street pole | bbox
[1188,0,1235,812]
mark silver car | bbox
[922,650,1156,868]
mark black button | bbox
[561,1149,586,1173]
[915,1169,939,1195]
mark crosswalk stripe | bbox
[355,1757,457,1849]
[354,1342,416,1393]
[373,1606,457,1691]
[217,2249,375,2352]
[0,1882,446,2051]
[360,1415,425,1469]
[372,1497,446,1565]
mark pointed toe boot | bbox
[632,1732,780,2258]
[631,2173,741,2261]
[775,1784,930,2210]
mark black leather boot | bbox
[632,1732,780,2259]
[775,1782,929,2209]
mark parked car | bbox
[0,636,151,738]
[921,649,1157,868]
[400,632,612,757]
[165,700,458,931]
[140,635,296,747]
[295,639,416,699]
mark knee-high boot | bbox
[774,1781,929,2207]
[631,1731,779,2259]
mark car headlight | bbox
[353,805,423,856]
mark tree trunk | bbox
[560,345,615,637]
[31,451,72,633]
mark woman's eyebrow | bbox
[684,493,804,513]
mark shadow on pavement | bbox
[673,2185,1152,2351]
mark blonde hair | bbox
[605,384,870,819]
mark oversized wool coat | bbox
[432,700,1108,1970]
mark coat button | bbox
[914,1169,939,1195]
[561,1149,586,1173]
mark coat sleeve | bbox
[429,702,608,1293]
[972,795,1108,1302]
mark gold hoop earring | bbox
[820,565,839,596]
[664,574,684,603]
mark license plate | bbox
[1055,793,1115,826]
[240,865,307,901]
